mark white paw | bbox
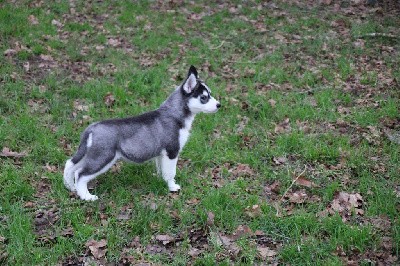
[169,183,181,192]
[81,194,98,201]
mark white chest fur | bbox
[179,115,195,151]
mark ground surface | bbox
[0,0,399,265]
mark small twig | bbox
[354,33,398,39]
[210,40,226,50]
[273,166,307,217]
[224,60,257,64]
[279,165,307,202]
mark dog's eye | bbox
[200,95,208,103]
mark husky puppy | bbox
[63,66,220,201]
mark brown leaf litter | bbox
[85,239,107,259]
[274,117,291,134]
[34,205,60,244]
[209,162,256,186]
[0,147,27,158]
[319,191,364,221]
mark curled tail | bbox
[71,130,92,164]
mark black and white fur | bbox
[63,66,220,201]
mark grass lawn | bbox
[1,0,399,265]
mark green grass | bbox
[0,0,399,265]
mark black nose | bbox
[217,103,221,109]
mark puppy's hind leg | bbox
[75,153,120,201]
[64,131,92,192]
[63,159,76,192]
[75,170,100,201]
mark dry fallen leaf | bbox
[207,211,215,226]
[229,163,255,178]
[188,247,202,258]
[155,234,175,245]
[73,99,90,112]
[24,201,35,208]
[86,239,107,259]
[268,99,277,107]
[23,61,30,72]
[215,232,241,257]
[51,19,63,27]
[288,190,308,204]
[4,49,17,56]
[186,198,200,205]
[39,54,54,61]
[245,204,262,218]
[235,115,249,134]
[60,227,74,237]
[266,181,281,194]
[274,117,291,134]
[28,15,39,25]
[0,147,27,158]
[107,38,121,47]
[104,92,115,107]
[231,224,253,241]
[273,156,287,166]
[295,176,317,188]
[257,246,277,259]
[329,191,364,220]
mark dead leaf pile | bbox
[320,192,364,221]
[188,227,209,251]
[34,206,60,244]
[3,41,31,57]
[209,162,256,187]
[212,225,280,262]
[335,240,398,266]
[255,231,282,264]
[362,126,381,145]
[33,176,52,198]
[228,163,255,178]
[27,98,49,114]
[211,231,241,258]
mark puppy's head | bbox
[181,65,221,114]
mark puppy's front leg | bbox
[160,152,180,192]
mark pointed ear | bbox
[182,73,197,94]
[188,65,198,78]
